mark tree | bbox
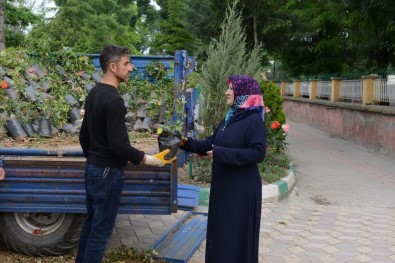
[183,0,222,59]
[150,0,197,55]
[343,0,395,72]
[277,0,348,77]
[0,0,5,50]
[0,0,41,49]
[27,0,141,53]
[134,0,159,53]
[199,0,266,135]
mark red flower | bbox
[271,121,281,130]
[0,80,8,89]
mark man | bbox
[76,45,173,263]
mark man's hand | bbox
[153,149,176,164]
[144,149,176,167]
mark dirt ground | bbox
[0,246,148,263]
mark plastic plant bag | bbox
[5,88,18,100]
[5,117,27,140]
[157,130,181,160]
[65,94,80,107]
[24,84,38,102]
[38,117,52,138]
[21,122,37,137]
[69,107,81,123]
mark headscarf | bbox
[224,75,264,126]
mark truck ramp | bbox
[151,211,207,263]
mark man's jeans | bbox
[75,163,124,263]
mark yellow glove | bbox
[153,149,177,164]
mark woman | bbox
[180,75,267,263]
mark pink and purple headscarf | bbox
[225,75,264,126]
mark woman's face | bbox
[225,82,235,106]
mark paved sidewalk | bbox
[109,120,395,262]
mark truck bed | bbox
[0,143,178,215]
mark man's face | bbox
[113,55,134,83]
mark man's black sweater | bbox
[79,83,145,168]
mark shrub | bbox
[190,79,291,184]
[258,148,291,183]
[190,156,212,183]
[261,81,288,152]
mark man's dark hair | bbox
[99,45,130,73]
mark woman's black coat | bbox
[181,110,267,263]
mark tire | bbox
[0,212,85,256]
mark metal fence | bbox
[286,83,294,96]
[316,81,331,99]
[300,81,309,97]
[373,76,395,104]
[340,79,363,103]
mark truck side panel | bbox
[0,155,178,214]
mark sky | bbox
[31,0,160,17]
[29,0,57,18]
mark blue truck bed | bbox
[0,147,178,214]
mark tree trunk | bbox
[253,15,258,48]
[0,0,5,50]
[252,0,258,48]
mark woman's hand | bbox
[207,145,214,159]
[0,167,5,180]
[180,137,188,146]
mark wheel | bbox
[0,212,85,256]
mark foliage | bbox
[261,81,286,123]
[3,1,41,48]
[190,156,212,183]
[261,81,287,152]
[191,80,290,184]
[142,61,187,135]
[258,148,291,183]
[103,244,166,263]
[151,0,198,55]
[191,147,291,184]
[341,0,395,72]
[26,0,141,53]
[144,61,168,80]
[0,47,95,132]
[3,0,395,83]
[124,0,161,53]
[183,0,220,59]
[199,0,265,137]
[0,48,190,142]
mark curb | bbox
[262,163,295,203]
[198,163,296,206]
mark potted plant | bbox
[155,95,186,160]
